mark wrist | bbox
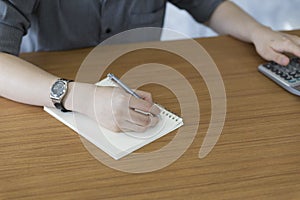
[250,25,272,44]
[63,81,97,117]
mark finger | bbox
[129,97,160,116]
[264,46,290,66]
[283,34,300,46]
[130,96,152,111]
[129,109,151,127]
[129,109,160,127]
[135,90,153,103]
[149,104,161,116]
[271,37,300,59]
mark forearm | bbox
[0,52,59,107]
[208,1,266,43]
[0,52,97,114]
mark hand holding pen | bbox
[90,73,160,132]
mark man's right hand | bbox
[65,83,160,133]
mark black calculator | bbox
[258,57,300,96]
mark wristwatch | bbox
[50,78,73,112]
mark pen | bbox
[107,73,142,99]
[107,73,158,117]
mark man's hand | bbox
[92,86,160,133]
[251,27,300,66]
[208,1,300,66]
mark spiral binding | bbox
[157,104,180,122]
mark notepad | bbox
[44,77,183,160]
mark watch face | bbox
[51,81,66,98]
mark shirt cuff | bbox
[0,23,23,55]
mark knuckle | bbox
[144,101,153,110]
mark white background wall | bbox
[162,0,300,40]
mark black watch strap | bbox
[54,102,72,113]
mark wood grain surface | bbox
[1,31,300,200]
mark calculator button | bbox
[296,65,300,70]
[285,76,293,81]
[288,79,297,83]
[271,68,277,73]
[282,67,290,73]
[289,71,297,76]
[293,74,300,78]
[264,63,272,69]
[291,57,300,63]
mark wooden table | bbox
[1,31,300,199]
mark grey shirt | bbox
[0,0,224,55]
